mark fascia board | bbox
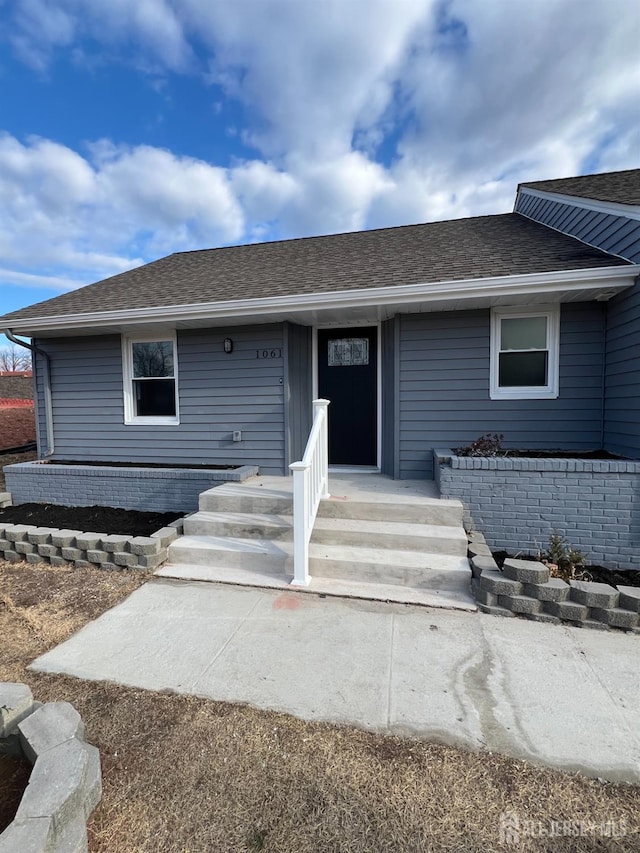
[5,264,640,335]
[517,187,640,221]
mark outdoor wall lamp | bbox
[224,338,233,354]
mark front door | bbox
[317,326,378,466]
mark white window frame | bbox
[490,306,560,400]
[122,332,180,425]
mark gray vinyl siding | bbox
[37,325,287,475]
[516,190,640,262]
[284,322,312,466]
[604,279,640,458]
[398,304,606,479]
[380,317,396,476]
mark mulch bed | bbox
[0,755,31,834]
[38,459,239,469]
[0,504,183,537]
[492,551,640,588]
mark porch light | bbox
[223,338,233,353]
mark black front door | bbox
[317,326,377,466]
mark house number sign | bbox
[256,348,282,359]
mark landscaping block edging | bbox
[466,531,640,633]
[5,462,260,512]
[0,512,183,572]
[0,683,101,853]
[435,449,640,571]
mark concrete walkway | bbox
[31,579,640,784]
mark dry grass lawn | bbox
[1,558,638,852]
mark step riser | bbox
[308,558,471,593]
[317,501,462,526]
[200,495,293,515]
[200,494,462,527]
[310,527,467,555]
[169,544,287,573]
[184,518,293,540]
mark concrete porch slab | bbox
[30,580,640,784]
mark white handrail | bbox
[289,399,330,586]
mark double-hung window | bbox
[123,334,179,424]
[490,307,559,400]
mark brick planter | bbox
[435,449,640,571]
[5,461,258,512]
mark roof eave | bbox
[4,265,639,336]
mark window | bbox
[490,307,559,400]
[123,334,179,424]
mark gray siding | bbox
[38,325,286,475]
[516,190,640,262]
[284,322,312,466]
[380,317,396,476]
[399,304,606,479]
[604,279,640,457]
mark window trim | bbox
[122,332,180,425]
[490,306,560,400]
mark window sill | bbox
[490,388,558,401]
[124,417,180,426]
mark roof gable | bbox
[519,169,640,206]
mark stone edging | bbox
[0,683,101,852]
[467,532,640,633]
[0,503,183,571]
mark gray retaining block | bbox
[544,600,588,622]
[18,703,85,765]
[523,578,570,602]
[479,570,523,596]
[502,558,549,585]
[128,536,162,555]
[497,594,542,615]
[617,586,640,613]
[50,530,82,548]
[526,612,561,625]
[589,607,639,630]
[478,603,516,618]
[470,555,499,579]
[4,525,30,542]
[26,529,52,545]
[470,579,497,607]
[75,534,102,551]
[468,542,493,558]
[569,580,619,609]
[0,683,34,738]
[99,534,130,553]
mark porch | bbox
[156,472,475,612]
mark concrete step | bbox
[155,564,476,612]
[199,484,293,515]
[168,535,289,574]
[184,511,293,540]
[317,496,463,526]
[310,517,467,555]
[308,544,471,593]
[200,482,463,527]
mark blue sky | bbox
[0,0,639,326]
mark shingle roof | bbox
[519,168,640,206]
[0,212,630,325]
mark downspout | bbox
[3,329,55,456]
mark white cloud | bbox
[1,0,639,301]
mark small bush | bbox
[454,433,505,457]
[545,531,590,582]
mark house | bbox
[1,168,639,573]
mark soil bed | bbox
[0,754,31,833]
[456,448,626,460]
[492,551,640,589]
[37,459,239,470]
[0,503,182,537]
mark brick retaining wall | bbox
[435,450,640,571]
[5,461,259,512]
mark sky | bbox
[0,0,639,326]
